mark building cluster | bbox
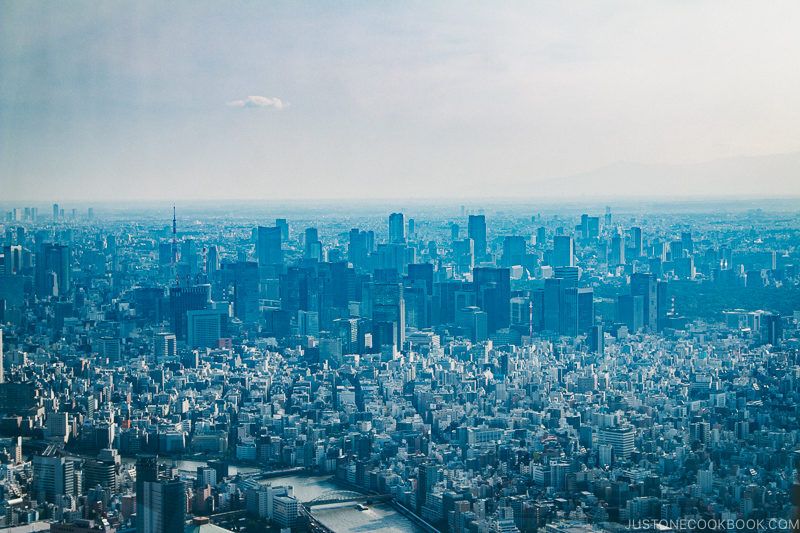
[0,203,798,533]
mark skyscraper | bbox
[473,267,511,333]
[552,235,575,268]
[609,232,625,266]
[257,226,283,266]
[169,285,211,340]
[33,455,75,503]
[304,227,322,260]
[389,212,406,244]
[629,227,643,258]
[141,477,186,533]
[502,236,527,268]
[630,272,658,330]
[35,243,71,297]
[468,215,487,259]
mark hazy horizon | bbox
[3,1,800,201]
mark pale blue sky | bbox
[2,1,800,201]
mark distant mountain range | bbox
[535,151,800,198]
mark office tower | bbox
[450,223,459,241]
[407,263,434,295]
[3,245,22,275]
[617,294,644,332]
[153,332,177,361]
[468,215,487,259]
[206,245,219,274]
[348,229,370,270]
[297,310,320,337]
[33,455,75,503]
[257,226,283,266]
[510,296,532,330]
[408,218,415,237]
[0,328,3,383]
[454,238,474,274]
[609,232,625,266]
[761,312,782,347]
[473,267,511,333]
[304,227,322,260]
[417,463,439,513]
[135,455,159,532]
[587,216,600,239]
[372,282,405,349]
[84,450,119,492]
[536,226,546,247]
[681,231,693,254]
[187,309,223,349]
[629,227,643,258]
[141,477,186,533]
[589,324,604,354]
[580,214,590,240]
[169,285,210,340]
[456,306,488,342]
[543,278,562,333]
[389,212,406,244]
[559,287,593,337]
[599,425,635,459]
[52,203,59,221]
[630,272,657,330]
[502,236,526,268]
[221,261,259,323]
[656,280,669,331]
[276,218,289,241]
[35,243,71,297]
[552,235,574,267]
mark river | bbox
[129,460,423,533]
[257,474,423,533]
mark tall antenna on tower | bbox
[172,205,180,286]
[172,205,178,265]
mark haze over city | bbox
[3,1,800,201]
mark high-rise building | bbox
[221,261,259,323]
[304,227,322,260]
[599,425,635,459]
[169,285,210,340]
[153,332,177,361]
[35,243,70,297]
[276,218,289,241]
[348,229,370,270]
[502,236,527,268]
[141,477,186,533]
[454,238,474,274]
[629,227,643,258]
[468,215,487,259]
[473,267,511,333]
[187,309,224,349]
[257,226,283,266]
[371,282,405,349]
[33,455,75,503]
[552,236,574,268]
[630,272,658,330]
[389,212,406,244]
[609,232,625,266]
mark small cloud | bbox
[226,95,287,109]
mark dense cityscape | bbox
[0,201,798,533]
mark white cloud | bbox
[226,95,287,109]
